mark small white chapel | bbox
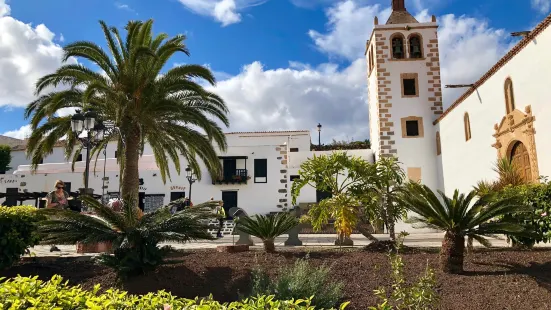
[367,0,551,197]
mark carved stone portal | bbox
[491,105,539,182]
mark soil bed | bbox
[2,248,551,309]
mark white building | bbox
[0,131,373,217]
[368,1,551,197]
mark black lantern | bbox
[185,165,197,201]
[316,123,322,147]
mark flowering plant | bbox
[108,198,123,212]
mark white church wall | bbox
[438,19,551,195]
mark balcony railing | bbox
[213,169,249,185]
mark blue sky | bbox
[1,0,550,142]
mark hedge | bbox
[500,182,551,247]
[0,206,43,269]
[0,275,349,309]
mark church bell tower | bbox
[366,0,443,189]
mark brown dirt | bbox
[2,248,551,309]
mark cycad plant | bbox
[39,196,219,277]
[398,182,529,274]
[25,19,229,206]
[236,213,299,252]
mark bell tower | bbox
[366,0,443,190]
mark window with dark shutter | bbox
[290,175,300,181]
[406,120,419,137]
[77,154,83,162]
[289,148,299,152]
[403,79,416,96]
[254,159,267,183]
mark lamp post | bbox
[185,165,197,201]
[316,123,322,147]
[71,110,104,196]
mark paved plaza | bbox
[26,232,548,259]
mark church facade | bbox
[368,0,551,197]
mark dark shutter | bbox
[403,78,416,96]
[254,159,268,183]
[406,120,419,137]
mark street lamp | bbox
[316,123,322,147]
[185,165,197,201]
[71,109,103,196]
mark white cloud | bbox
[208,60,369,142]
[176,0,266,26]
[0,0,74,108]
[307,0,511,108]
[532,0,551,14]
[308,1,391,60]
[0,0,9,17]
[58,33,65,42]
[2,125,32,139]
[115,2,137,14]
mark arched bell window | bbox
[390,33,405,59]
[504,77,515,114]
[408,34,423,59]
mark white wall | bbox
[438,21,551,195]
[0,131,315,216]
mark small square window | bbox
[290,175,300,181]
[405,120,419,137]
[403,79,417,96]
[289,148,299,152]
[77,154,83,162]
[115,151,118,158]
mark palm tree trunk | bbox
[263,239,275,253]
[121,124,141,208]
[356,221,379,242]
[440,230,465,274]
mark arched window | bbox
[504,77,515,114]
[436,131,441,155]
[408,34,423,58]
[390,34,405,59]
[370,48,374,70]
[464,112,472,141]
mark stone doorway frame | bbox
[491,105,539,182]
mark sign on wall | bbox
[170,185,186,191]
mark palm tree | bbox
[236,212,299,252]
[39,196,218,277]
[398,182,529,274]
[25,20,229,205]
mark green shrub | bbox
[0,206,43,269]
[499,182,551,248]
[369,233,439,310]
[250,258,344,309]
[0,275,348,309]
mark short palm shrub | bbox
[39,196,218,278]
[0,275,343,309]
[0,206,44,269]
[236,212,299,252]
[250,258,344,309]
[398,182,530,274]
